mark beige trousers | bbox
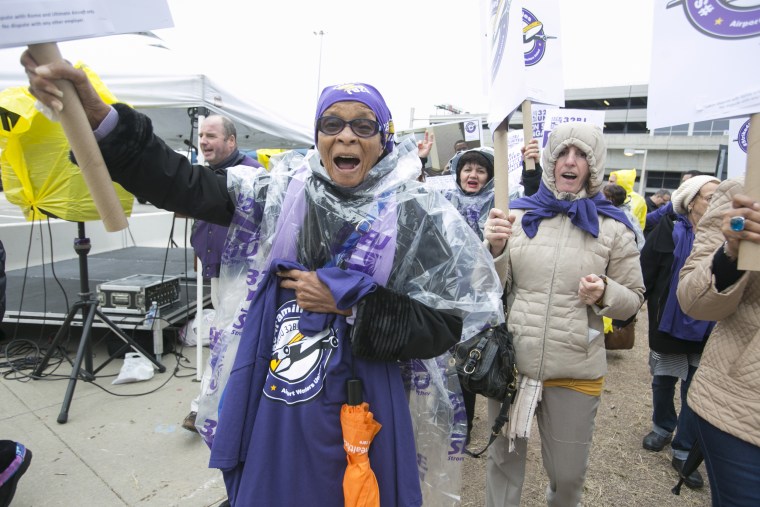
[486,386,600,507]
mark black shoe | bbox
[218,500,230,507]
[642,431,672,452]
[0,445,32,507]
[672,457,704,489]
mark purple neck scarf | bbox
[510,181,633,238]
[657,214,716,341]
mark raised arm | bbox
[21,51,234,225]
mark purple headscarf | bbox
[314,83,395,156]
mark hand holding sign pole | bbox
[488,0,564,204]
[2,1,174,232]
[738,113,760,271]
[28,42,127,231]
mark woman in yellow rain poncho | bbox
[609,168,647,230]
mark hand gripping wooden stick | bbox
[738,112,760,271]
[28,42,128,232]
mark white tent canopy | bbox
[0,35,313,151]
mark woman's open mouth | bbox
[334,156,360,170]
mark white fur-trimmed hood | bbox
[541,123,606,199]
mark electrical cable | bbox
[46,217,71,313]
[10,217,36,341]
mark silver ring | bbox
[730,216,746,232]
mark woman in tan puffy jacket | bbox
[482,123,645,507]
[676,179,760,507]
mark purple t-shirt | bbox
[210,261,422,507]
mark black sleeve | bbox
[95,104,235,226]
[639,241,658,302]
[712,246,744,292]
[639,219,671,300]
[521,162,542,197]
[351,286,463,361]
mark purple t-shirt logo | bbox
[264,299,339,405]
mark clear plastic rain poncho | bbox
[442,176,495,240]
[197,135,504,505]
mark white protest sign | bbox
[463,119,481,142]
[541,108,606,147]
[0,0,173,48]
[531,104,548,143]
[488,0,526,132]
[647,1,760,129]
[507,130,526,195]
[728,117,750,180]
[522,0,564,107]
[423,174,457,193]
[0,0,173,231]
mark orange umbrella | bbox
[341,393,382,507]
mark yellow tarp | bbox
[0,63,134,222]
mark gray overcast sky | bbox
[158,0,655,130]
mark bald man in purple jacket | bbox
[184,115,262,433]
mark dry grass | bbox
[461,307,711,506]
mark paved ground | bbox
[1,335,226,507]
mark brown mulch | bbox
[461,306,711,506]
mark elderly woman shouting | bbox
[483,124,644,507]
[22,55,504,506]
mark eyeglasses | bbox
[316,116,380,138]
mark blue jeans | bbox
[696,414,760,506]
[651,365,698,459]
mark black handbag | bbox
[453,323,518,457]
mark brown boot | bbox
[182,411,198,433]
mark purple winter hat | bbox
[314,83,395,156]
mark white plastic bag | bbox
[112,352,155,385]
[178,309,215,347]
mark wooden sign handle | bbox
[28,42,128,232]
[738,112,760,271]
[521,99,535,171]
[493,120,509,213]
